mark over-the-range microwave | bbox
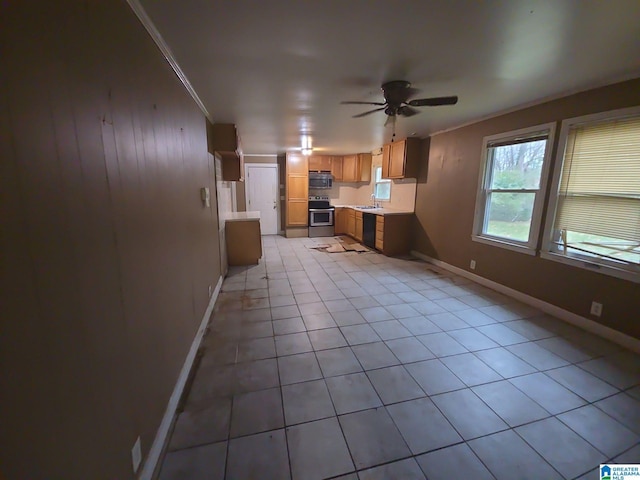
[309,172,333,189]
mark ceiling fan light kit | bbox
[341,80,458,121]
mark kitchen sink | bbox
[355,205,378,209]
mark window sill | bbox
[471,235,536,256]
[540,251,640,284]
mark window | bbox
[373,166,391,201]
[473,123,555,253]
[542,107,640,281]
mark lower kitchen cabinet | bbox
[375,215,384,251]
[374,214,412,256]
[287,200,308,226]
[338,208,413,257]
[346,209,355,237]
[354,211,363,242]
[226,216,262,266]
[334,207,346,234]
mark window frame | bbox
[472,122,556,255]
[373,166,391,202]
[540,106,640,283]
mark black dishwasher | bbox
[363,213,376,248]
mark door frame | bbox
[244,162,280,235]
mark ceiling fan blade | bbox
[398,105,420,117]
[353,107,386,118]
[408,96,458,107]
[341,101,386,106]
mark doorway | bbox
[244,163,279,235]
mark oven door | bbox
[309,208,334,227]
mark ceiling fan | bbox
[341,80,458,122]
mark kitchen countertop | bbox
[333,205,414,216]
[224,210,261,222]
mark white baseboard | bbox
[410,250,640,353]
[139,275,223,480]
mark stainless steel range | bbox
[308,195,335,237]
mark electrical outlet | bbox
[590,301,603,317]
[470,260,476,270]
[208,284,213,297]
[131,436,142,473]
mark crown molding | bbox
[126,0,210,118]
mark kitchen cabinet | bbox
[288,153,309,175]
[354,210,363,242]
[226,213,262,266]
[331,156,343,181]
[286,153,309,229]
[341,153,372,182]
[381,144,391,179]
[308,155,332,172]
[357,153,372,182]
[216,151,245,182]
[339,208,413,256]
[207,121,245,181]
[346,209,356,237]
[382,137,421,179]
[334,207,347,234]
[374,213,412,256]
[375,215,384,251]
[287,200,308,226]
[342,155,358,182]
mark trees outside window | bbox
[473,123,555,254]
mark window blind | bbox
[556,116,640,243]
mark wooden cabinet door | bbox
[287,175,308,201]
[342,155,358,182]
[286,152,309,228]
[319,156,332,171]
[357,153,372,182]
[382,144,391,179]
[331,156,343,181]
[309,155,331,172]
[389,140,406,178]
[226,219,262,265]
[287,201,308,226]
[346,209,355,236]
[287,153,308,175]
[334,208,344,234]
[375,215,385,250]
[355,212,363,242]
[308,156,320,171]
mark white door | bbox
[245,163,279,235]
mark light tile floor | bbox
[158,235,640,480]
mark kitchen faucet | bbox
[371,194,380,208]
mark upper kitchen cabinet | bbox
[342,153,372,182]
[207,121,244,181]
[308,155,332,172]
[382,137,421,179]
[331,156,343,181]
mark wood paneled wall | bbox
[0,1,221,478]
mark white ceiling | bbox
[138,0,640,155]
